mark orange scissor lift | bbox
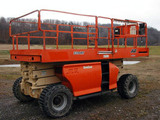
[10,9,149,118]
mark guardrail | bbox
[9,9,148,52]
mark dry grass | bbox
[122,55,160,92]
[1,44,160,55]
[0,67,20,80]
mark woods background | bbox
[0,17,160,46]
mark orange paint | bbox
[62,62,102,96]
[9,9,149,97]
[109,63,119,89]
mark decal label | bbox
[41,71,46,76]
[83,66,92,69]
[103,55,109,58]
[98,51,112,54]
[73,51,85,55]
[131,55,136,57]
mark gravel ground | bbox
[0,56,160,120]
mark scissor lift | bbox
[10,9,149,118]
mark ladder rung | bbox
[102,72,109,75]
[102,81,109,84]
[102,63,108,65]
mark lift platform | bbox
[9,9,149,63]
[11,9,149,118]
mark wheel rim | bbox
[128,81,136,94]
[52,93,67,111]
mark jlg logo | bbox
[131,49,136,53]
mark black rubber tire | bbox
[117,74,139,99]
[39,84,73,118]
[13,77,34,102]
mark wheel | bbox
[117,74,139,99]
[13,77,34,102]
[39,84,73,118]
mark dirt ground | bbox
[0,51,160,119]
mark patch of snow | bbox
[0,61,140,67]
[123,61,140,65]
[0,64,20,67]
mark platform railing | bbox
[9,9,148,53]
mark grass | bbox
[0,45,160,56]
[0,74,20,80]
[148,46,160,55]
[0,50,10,55]
[0,67,20,80]
[45,45,88,49]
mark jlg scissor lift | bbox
[10,9,149,118]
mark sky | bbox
[1,0,160,30]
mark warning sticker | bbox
[130,26,136,35]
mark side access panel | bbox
[109,63,119,89]
[62,62,102,97]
